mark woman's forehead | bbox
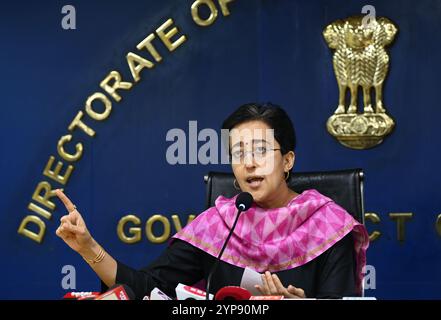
[230,129,276,147]
[231,139,269,148]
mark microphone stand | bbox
[205,206,244,300]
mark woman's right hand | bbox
[55,189,96,255]
[55,189,118,288]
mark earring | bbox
[284,171,290,181]
[233,179,241,190]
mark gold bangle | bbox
[83,247,106,264]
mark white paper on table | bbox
[240,267,263,296]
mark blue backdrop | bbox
[1,0,441,299]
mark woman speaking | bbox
[55,102,369,299]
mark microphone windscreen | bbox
[235,192,253,211]
[215,286,252,300]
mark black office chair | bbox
[204,168,366,297]
[204,168,365,224]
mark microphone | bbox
[215,286,251,300]
[205,192,254,300]
[235,192,253,211]
[94,284,135,300]
[150,287,173,300]
[176,283,213,300]
[63,291,100,300]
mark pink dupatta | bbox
[172,189,369,293]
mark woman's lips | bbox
[246,177,264,189]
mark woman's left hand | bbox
[255,271,306,299]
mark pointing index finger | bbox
[55,189,75,212]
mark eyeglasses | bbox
[230,146,281,162]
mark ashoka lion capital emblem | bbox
[323,16,398,149]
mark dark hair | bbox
[222,102,297,154]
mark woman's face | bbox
[229,120,295,207]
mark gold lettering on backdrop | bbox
[126,52,155,82]
[27,203,52,220]
[114,212,441,245]
[191,0,235,26]
[85,93,113,121]
[57,135,83,162]
[218,0,234,16]
[117,215,142,244]
[18,2,238,243]
[32,181,58,210]
[389,213,413,242]
[191,0,219,27]
[99,71,133,102]
[117,214,196,244]
[146,215,171,244]
[68,111,96,137]
[43,156,74,185]
[365,212,381,242]
[156,18,187,52]
[17,215,46,243]
[137,34,163,63]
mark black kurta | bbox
[111,233,357,300]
